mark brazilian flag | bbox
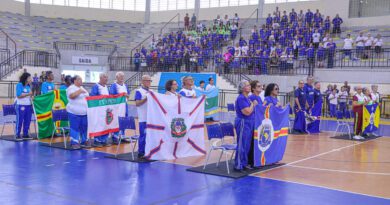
[32,89,68,139]
[362,103,380,134]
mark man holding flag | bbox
[307,81,322,133]
[135,75,152,158]
[293,80,308,134]
[109,72,131,144]
[90,73,111,147]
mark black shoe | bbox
[138,154,145,159]
[80,141,92,148]
[22,135,33,140]
[101,142,111,147]
[71,144,81,150]
[93,142,103,147]
[15,136,23,141]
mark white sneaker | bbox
[353,135,362,140]
[370,133,379,137]
[359,136,365,140]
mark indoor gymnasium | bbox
[0,0,390,204]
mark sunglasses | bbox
[274,88,279,90]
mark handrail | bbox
[159,13,181,35]
[239,8,259,38]
[0,28,17,56]
[53,41,117,53]
[129,33,154,62]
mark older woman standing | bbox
[66,75,89,149]
[235,80,258,171]
[263,83,282,107]
[15,72,33,140]
[165,80,178,96]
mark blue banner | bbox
[307,101,322,134]
[158,72,217,93]
[254,105,290,167]
[195,88,219,119]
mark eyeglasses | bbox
[274,88,279,91]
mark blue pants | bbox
[339,102,347,117]
[138,122,146,156]
[68,113,88,145]
[234,118,254,170]
[330,104,337,117]
[112,103,129,141]
[293,109,306,133]
[15,104,32,137]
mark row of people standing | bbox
[234,80,283,170]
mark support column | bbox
[25,0,31,17]
[194,0,200,19]
[258,0,264,18]
[144,0,151,24]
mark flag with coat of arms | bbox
[86,93,126,137]
[362,103,380,134]
[145,92,206,160]
[254,104,290,167]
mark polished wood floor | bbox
[2,122,390,199]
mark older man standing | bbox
[135,75,152,158]
[294,80,308,133]
[179,76,197,98]
[90,73,110,147]
[304,76,315,112]
[110,72,131,144]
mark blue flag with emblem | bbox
[195,88,219,119]
[254,104,290,167]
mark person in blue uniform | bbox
[263,83,282,107]
[66,75,90,149]
[135,75,152,158]
[41,71,55,94]
[59,75,72,90]
[90,73,110,147]
[235,80,258,171]
[307,81,322,134]
[248,80,263,166]
[109,72,131,144]
[304,76,315,112]
[15,72,33,140]
[293,80,308,133]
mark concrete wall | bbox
[30,4,144,23]
[0,0,24,14]
[1,0,389,26]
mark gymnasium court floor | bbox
[1,118,390,205]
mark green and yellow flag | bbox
[32,89,68,139]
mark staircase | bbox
[0,50,58,80]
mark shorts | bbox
[375,46,382,53]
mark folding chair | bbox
[333,110,353,139]
[50,109,70,148]
[115,116,139,159]
[227,103,235,123]
[203,123,237,174]
[1,104,16,139]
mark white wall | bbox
[0,0,24,14]
[30,4,144,23]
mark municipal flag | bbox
[307,101,322,134]
[254,105,290,166]
[362,103,380,134]
[145,92,206,160]
[86,94,126,137]
[32,89,68,139]
[195,87,219,118]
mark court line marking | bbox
[260,176,390,200]
[45,164,55,167]
[287,164,390,176]
[256,139,374,174]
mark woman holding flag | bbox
[263,83,282,107]
[234,80,258,171]
[66,75,89,149]
[15,72,33,140]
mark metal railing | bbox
[0,50,58,80]
[239,8,259,39]
[334,48,390,68]
[53,41,117,53]
[0,48,10,64]
[0,28,17,56]
[160,13,181,35]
